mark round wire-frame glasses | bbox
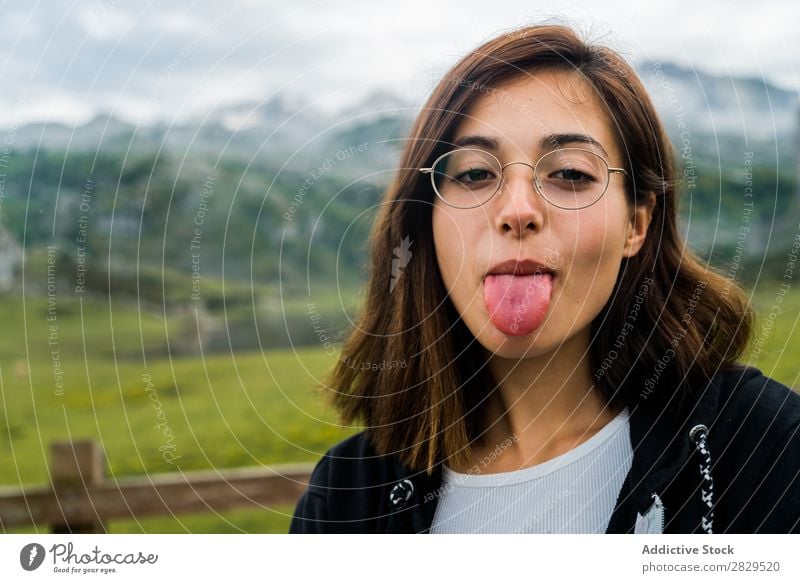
[419,147,629,210]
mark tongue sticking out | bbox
[483,273,553,336]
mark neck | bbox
[469,329,622,471]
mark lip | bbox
[484,259,556,279]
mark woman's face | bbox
[432,69,652,359]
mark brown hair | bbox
[320,24,753,474]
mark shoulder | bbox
[305,430,400,497]
[706,364,800,478]
[709,365,800,532]
[290,431,410,533]
[712,364,800,435]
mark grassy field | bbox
[1,278,798,533]
[745,277,800,385]
[0,293,355,533]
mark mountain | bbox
[637,61,798,142]
[1,61,797,277]
[636,60,798,174]
[0,61,796,354]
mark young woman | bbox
[289,24,800,534]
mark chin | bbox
[471,323,551,359]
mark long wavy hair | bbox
[319,24,753,474]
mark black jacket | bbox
[289,365,800,533]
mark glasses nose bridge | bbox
[498,159,539,195]
[500,159,536,174]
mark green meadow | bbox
[1,277,798,533]
[0,292,356,534]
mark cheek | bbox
[571,200,630,259]
[563,213,629,300]
[432,204,469,291]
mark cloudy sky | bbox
[1,0,798,126]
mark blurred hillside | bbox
[0,60,798,353]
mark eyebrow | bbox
[452,133,610,158]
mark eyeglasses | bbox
[419,147,629,210]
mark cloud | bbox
[0,0,797,126]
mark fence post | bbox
[50,440,106,534]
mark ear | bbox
[622,192,656,258]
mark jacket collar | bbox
[386,366,750,533]
[606,367,731,532]
[387,453,442,533]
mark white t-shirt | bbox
[430,407,633,533]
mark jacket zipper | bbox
[651,493,665,533]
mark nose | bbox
[492,161,547,237]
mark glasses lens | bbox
[535,149,609,209]
[432,149,501,208]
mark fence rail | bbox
[0,440,314,533]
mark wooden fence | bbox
[0,440,314,533]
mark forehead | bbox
[452,69,620,161]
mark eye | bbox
[550,167,597,183]
[455,166,496,184]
